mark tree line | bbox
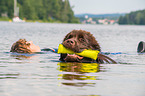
[118,9,145,25]
[0,0,79,23]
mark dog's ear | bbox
[86,33,101,51]
[90,41,101,51]
[97,54,117,64]
[63,33,70,42]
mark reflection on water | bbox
[61,82,96,87]
[10,54,36,60]
[10,52,37,60]
[57,62,100,87]
[58,62,100,73]
[0,73,19,79]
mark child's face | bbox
[26,41,40,53]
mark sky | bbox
[68,0,145,14]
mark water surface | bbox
[0,21,145,96]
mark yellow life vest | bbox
[57,44,99,60]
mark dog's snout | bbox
[66,39,75,45]
[67,40,73,43]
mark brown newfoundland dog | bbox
[59,30,116,64]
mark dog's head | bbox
[60,30,116,64]
[62,30,101,53]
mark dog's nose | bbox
[66,39,75,45]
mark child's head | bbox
[10,39,40,53]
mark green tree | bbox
[0,0,79,23]
[118,9,145,25]
[0,0,13,18]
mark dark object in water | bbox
[137,41,145,53]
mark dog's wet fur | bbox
[59,30,116,64]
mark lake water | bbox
[0,21,145,96]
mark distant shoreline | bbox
[0,17,81,24]
[0,17,65,23]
